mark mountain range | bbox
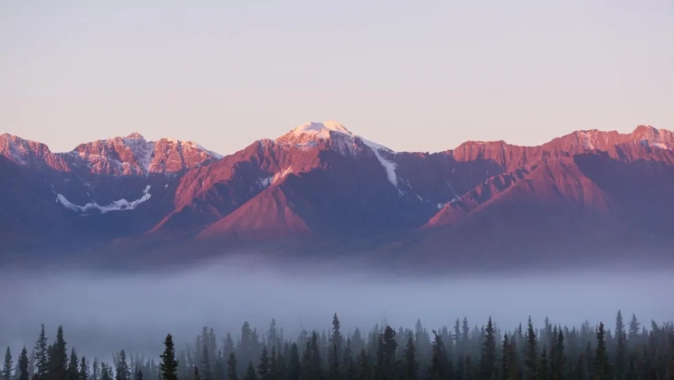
[2,122,674,271]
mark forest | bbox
[2,311,673,380]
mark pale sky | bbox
[1,0,672,155]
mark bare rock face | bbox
[1,132,221,176]
[0,134,70,171]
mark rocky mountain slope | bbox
[2,122,674,269]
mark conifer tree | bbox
[160,335,179,380]
[402,333,417,380]
[67,350,79,380]
[213,351,224,380]
[256,349,269,380]
[100,365,111,380]
[34,326,48,380]
[286,344,300,380]
[536,349,549,380]
[502,334,520,380]
[267,348,276,380]
[79,357,88,380]
[428,332,448,380]
[328,314,343,380]
[614,311,626,380]
[374,326,396,380]
[549,330,564,380]
[481,317,497,380]
[48,326,68,380]
[116,351,130,380]
[193,367,200,380]
[628,315,640,347]
[593,323,609,380]
[2,348,12,380]
[92,360,100,380]
[464,356,475,380]
[524,318,537,380]
[200,345,211,380]
[18,349,29,380]
[226,353,238,380]
[354,350,370,380]
[135,371,143,380]
[342,338,355,380]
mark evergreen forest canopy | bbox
[2,312,674,380]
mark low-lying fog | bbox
[1,255,672,361]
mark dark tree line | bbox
[3,311,674,380]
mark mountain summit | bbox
[276,121,354,144]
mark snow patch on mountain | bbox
[577,131,596,150]
[276,121,354,146]
[185,141,224,159]
[361,139,398,188]
[259,167,293,188]
[276,121,401,189]
[56,185,152,214]
[122,134,156,173]
[291,121,352,139]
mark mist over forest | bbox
[1,255,672,363]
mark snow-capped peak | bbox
[276,121,353,144]
[291,121,352,138]
[274,121,400,190]
[632,125,674,150]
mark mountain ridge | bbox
[2,122,673,270]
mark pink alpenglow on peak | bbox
[276,121,354,145]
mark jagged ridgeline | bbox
[4,312,673,380]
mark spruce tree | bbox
[428,332,448,380]
[402,333,417,380]
[550,330,564,380]
[354,350,370,380]
[286,344,300,380]
[79,357,88,380]
[18,349,29,380]
[226,353,237,380]
[256,349,269,380]
[536,349,549,380]
[628,314,640,342]
[502,334,519,380]
[2,348,12,380]
[524,318,537,380]
[67,350,79,380]
[213,351,224,380]
[135,371,143,380]
[100,365,111,380]
[464,356,475,380]
[34,326,48,380]
[342,338,355,380]
[328,314,343,380]
[193,367,200,380]
[200,345,211,380]
[48,326,68,380]
[593,323,609,380]
[481,317,497,380]
[160,335,179,380]
[375,326,397,380]
[92,360,100,380]
[116,351,130,380]
[614,311,626,380]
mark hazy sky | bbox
[1,0,672,155]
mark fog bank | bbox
[0,256,672,361]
